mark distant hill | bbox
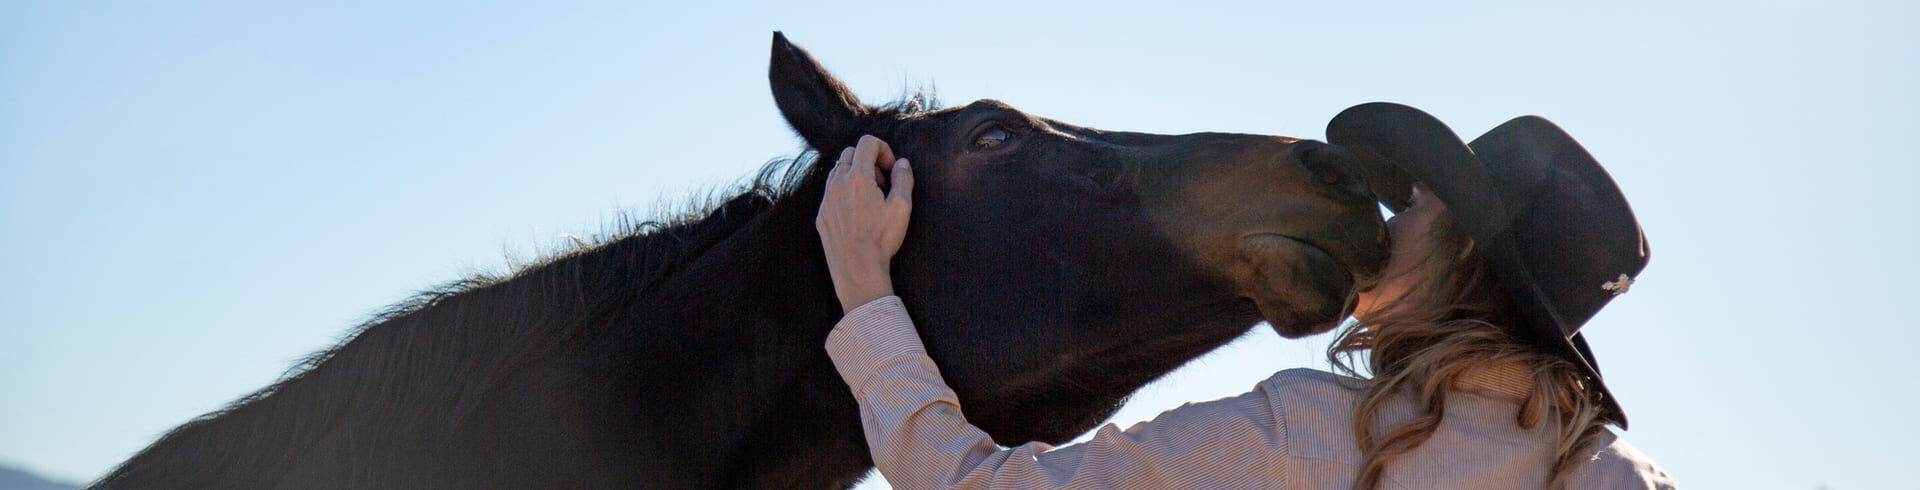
[0,465,80,490]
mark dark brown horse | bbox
[96,33,1388,489]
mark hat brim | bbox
[1327,102,1627,428]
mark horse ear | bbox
[769,32,869,153]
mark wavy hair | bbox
[1328,208,1607,490]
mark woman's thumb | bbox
[887,158,913,203]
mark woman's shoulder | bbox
[1260,367,1361,394]
[1566,429,1679,489]
[1254,368,1368,461]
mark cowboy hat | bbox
[1327,102,1649,428]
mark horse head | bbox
[771,32,1389,445]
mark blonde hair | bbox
[1329,210,1607,490]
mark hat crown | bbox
[1468,117,1649,338]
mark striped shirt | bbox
[826,296,1677,489]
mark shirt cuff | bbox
[825,295,928,395]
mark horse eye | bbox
[974,126,1010,148]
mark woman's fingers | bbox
[827,147,855,186]
[850,135,884,183]
[887,158,913,205]
[871,136,896,169]
[829,136,911,208]
[836,136,904,197]
[881,158,913,249]
[870,138,897,188]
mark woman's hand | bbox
[816,135,914,313]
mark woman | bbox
[814,103,1675,489]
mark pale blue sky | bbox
[2,1,1915,488]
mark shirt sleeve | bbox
[825,296,1292,489]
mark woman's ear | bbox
[768,32,870,153]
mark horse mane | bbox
[96,90,938,488]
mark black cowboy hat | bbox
[1326,102,1648,428]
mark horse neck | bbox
[638,182,843,350]
[611,183,878,487]
[97,183,863,488]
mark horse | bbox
[95,32,1389,489]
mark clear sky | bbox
[2,1,1914,488]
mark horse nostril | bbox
[1315,167,1344,186]
[1297,141,1367,198]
